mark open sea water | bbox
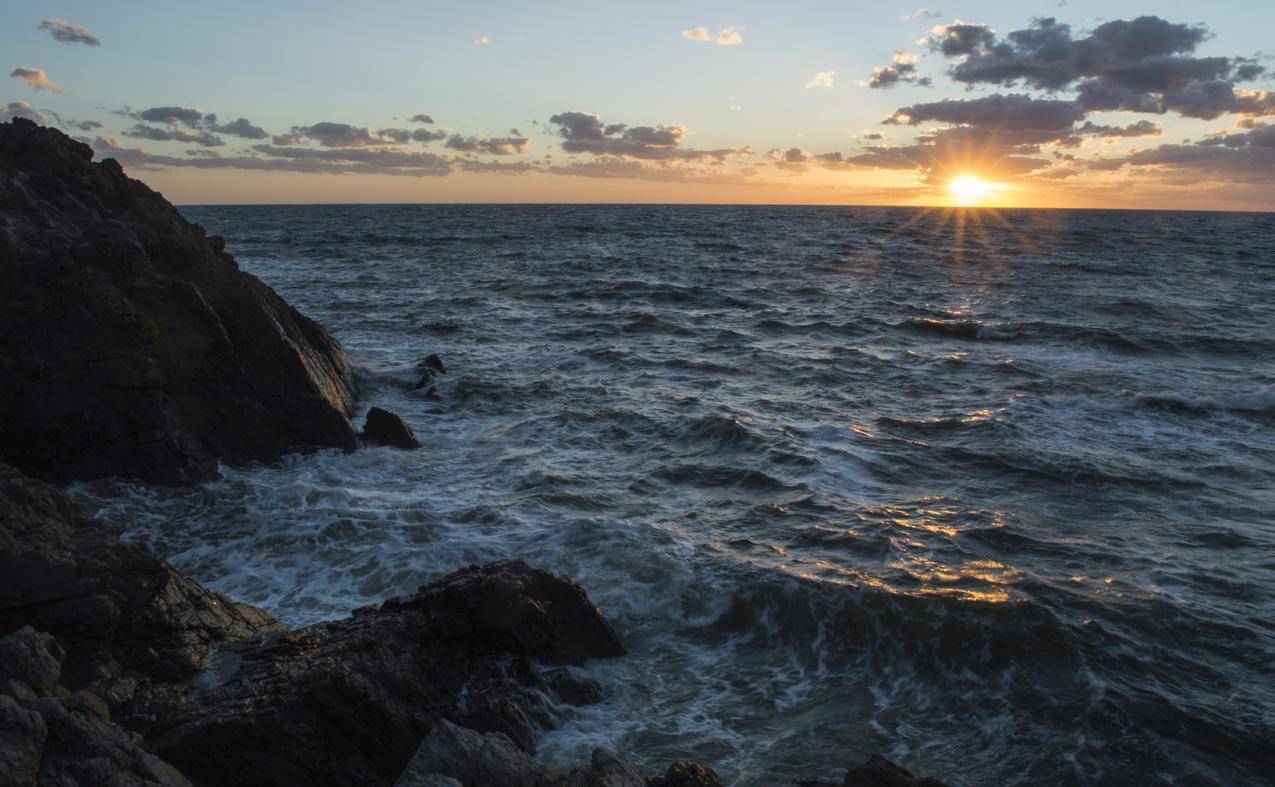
[75,205,1275,785]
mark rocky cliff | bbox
[0,118,358,485]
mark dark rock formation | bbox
[0,463,281,707]
[363,406,422,449]
[131,561,625,787]
[0,626,192,787]
[414,353,447,391]
[800,754,949,787]
[0,118,358,485]
[841,755,947,787]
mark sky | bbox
[3,1,1273,210]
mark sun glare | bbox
[949,176,995,205]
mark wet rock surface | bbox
[130,561,626,787]
[364,406,422,449]
[0,463,281,707]
[0,118,358,485]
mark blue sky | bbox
[3,1,1273,208]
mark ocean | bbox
[74,205,1275,785]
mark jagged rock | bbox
[396,721,652,787]
[0,627,192,787]
[395,719,558,787]
[419,354,447,376]
[364,406,422,449]
[0,464,281,707]
[414,353,447,392]
[0,118,358,485]
[648,761,725,787]
[841,755,947,787]
[135,561,625,787]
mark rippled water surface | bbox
[77,205,1275,785]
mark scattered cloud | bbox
[681,26,743,46]
[1087,123,1275,182]
[548,111,749,161]
[0,101,46,123]
[10,67,66,94]
[284,122,384,147]
[885,94,1086,130]
[930,16,1271,119]
[806,70,836,89]
[474,35,490,46]
[410,114,435,124]
[902,8,943,22]
[444,134,532,155]
[923,20,996,57]
[136,106,205,127]
[207,116,268,139]
[38,19,100,46]
[67,118,103,131]
[864,51,932,88]
[1077,120,1162,138]
[125,124,225,147]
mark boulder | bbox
[364,406,422,449]
[0,118,358,485]
[0,463,281,706]
[135,561,626,787]
[0,627,192,787]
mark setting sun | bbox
[949,176,995,205]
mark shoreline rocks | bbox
[0,118,358,486]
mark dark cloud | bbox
[925,21,997,57]
[125,124,225,147]
[933,16,1271,119]
[885,94,1085,130]
[286,122,382,147]
[38,19,100,46]
[412,128,447,143]
[136,106,205,127]
[68,118,103,131]
[94,136,457,177]
[765,147,812,172]
[1076,119,1161,138]
[378,128,413,143]
[548,111,748,161]
[444,134,531,155]
[1087,123,1275,182]
[861,131,885,140]
[866,52,933,89]
[410,114,435,124]
[207,117,268,139]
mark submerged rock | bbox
[0,118,358,486]
[364,406,422,449]
[0,463,281,706]
[0,627,192,787]
[134,561,626,787]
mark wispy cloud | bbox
[473,34,490,46]
[902,8,943,21]
[10,67,67,94]
[681,26,743,46]
[806,70,836,89]
[38,19,100,46]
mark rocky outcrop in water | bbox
[0,118,358,485]
[363,406,422,449]
[125,560,625,787]
[0,463,281,708]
